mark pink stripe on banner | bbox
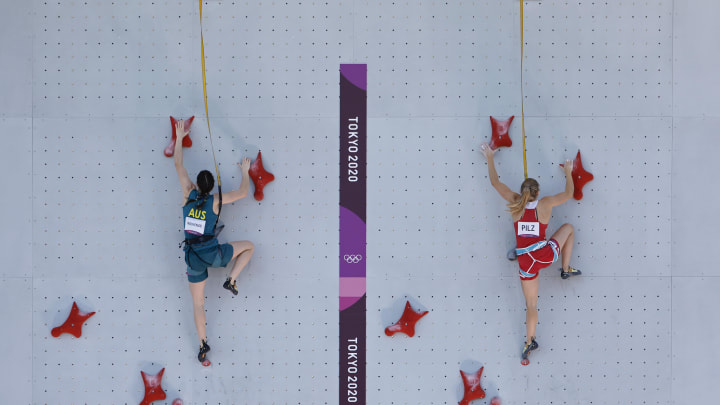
[340,277,367,297]
[339,297,361,311]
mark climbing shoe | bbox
[223,277,238,295]
[507,247,518,261]
[560,266,582,279]
[521,338,539,365]
[198,339,210,363]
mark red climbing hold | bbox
[384,301,428,337]
[172,399,184,405]
[248,151,275,201]
[202,359,211,367]
[164,116,195,157]
[139,368,166,405]
[490,396,502,405]
[560,150,594,200]
[51,301,95,338]
[459,367,486,405]
[489,116,514,150]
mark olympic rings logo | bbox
[343,254,363,264]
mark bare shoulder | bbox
[181,186,196,205]
[495,182,521,203]
[539,190,569,209]
[537,196,550,207]
[536,197,553,223]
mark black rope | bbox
[215,185,222,232]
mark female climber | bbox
[479,142,581,364]
[173,119,255,364]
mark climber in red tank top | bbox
[479,142,582,365]
[514,200,559,280]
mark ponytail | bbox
[195,192,209,210]
[507,178,539,217]
[194,169,214,209]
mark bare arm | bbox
[480,143,519,203]
[540,159,574,209]
[212,157,251,212]
[173,120,194,200]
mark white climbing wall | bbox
[0,1,718,404]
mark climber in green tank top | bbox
[173,119,255,364]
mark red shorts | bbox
[517,239,559,280]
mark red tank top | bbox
[513,201,548,249]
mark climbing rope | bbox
[520,0,528,179]
[198,0,222,229]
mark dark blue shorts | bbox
[185,242,234,283]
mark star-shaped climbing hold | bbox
[51,301,95,338]
[560,150,594,200]
[249,151,275,201]
[459,367,486,405]
[164,116,195,157]
[489,116,514,150]
[384,301,428,337]
[139,368,166,405]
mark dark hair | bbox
[197,170,215,196]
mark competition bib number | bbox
[518,221,540,237]
[185,217,207,235]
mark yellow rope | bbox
[520,0,527,179]
[199,0,221,188]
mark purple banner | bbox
[339,63,366,405]
[340,207,367,279]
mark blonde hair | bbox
[507,178,539,217]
